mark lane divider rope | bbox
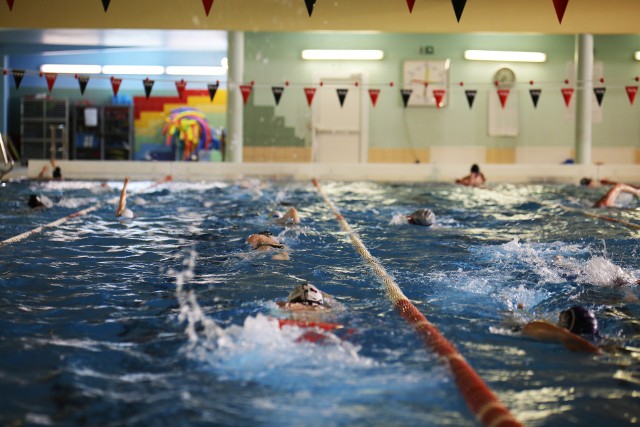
[311,178,523,427]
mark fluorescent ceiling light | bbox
[101,65,165,75]
[464,50,547,63]
[165,66,226,76]
[301,49,384,60]
[40,64,102,74]
[635,51,640,61]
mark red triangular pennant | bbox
[529,89,542,108]
[336,88,348,107]
[552,0,569,23]
[110,77,122,96]
[465,90,477,108]
[175,79,187,99]
[240,85,253,105]
[625,86,638,106]
[143,78,155,99]
[202,0,214,16]
[304,0,315,16]
[400,89,412,108]
[6,0,14,11]
[272,86,284,106]
[101,0,110,12]
[12,70,25,89]
[78,75,90,95]
[561,87,574,107]
[433,89,446,108]
[304,88,316,106]
[208,82,219,102]
[368,89,380,107]
[406,0,415,13]
[451,0,467,22]
[593,87,606,106]
[497,89,510,108]
[44,73,57,92]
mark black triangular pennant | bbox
[102,0,110,12]
[529,89,541,108]
[401,89,412,107]
[465,90,477,108]
[304,0,315,16]
[143,78,154,99]
[78,75,90,95]
[12,70,25,89]
[272,86,284,106]
[451,0,467,22]
[336,88,348,107]
[593,87,606,106]
[207,82,219,102]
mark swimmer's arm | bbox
[115,177,130,217]
[522,320,601,354]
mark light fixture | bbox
[464,50,547,63]
[165,66,226,76]
[301,49,384,60]
[40,64,102,74]
[634,51,640,61]
[101,65,165,75]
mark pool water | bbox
[0,178,639,426]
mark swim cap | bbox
[28,194,43,209]
[558,306,599,337]
[580,177,592,186]
[287,283,324,307]
[407,209,436,227]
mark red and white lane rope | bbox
[311,178,523,427]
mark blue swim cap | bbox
[559,306,599,337]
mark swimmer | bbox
[37,159,62,180]
[270,206,300,225]
[455,164,486,187]
[246,231,289,260]
[276,283,336,312]
[406,208,436,226]
[522,305,601,354]
[27,194,53,210]
[115,177,133,219]
[593,183,640,208]
[579,177,619,188]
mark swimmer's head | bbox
[580,177,592,186]
[471,164,480,174]
[558,306,599,337]
[28,194,43,209]
[407,209,436,227]
[52,167,62,180]
[258,230,273,237]
[287,283,324,307]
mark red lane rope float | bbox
[311,178,523,427]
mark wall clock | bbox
[493,67,516,88]
[402,60,450,107]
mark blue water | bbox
[1,178,639,426]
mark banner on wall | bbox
[451,0,467,22]
[497,89,510,108]
[304,87,316,106]
[552,0,569,23]
[593,87,606,106]
[272,86,284,105]
[110,77,122,96]
[240,84,252,105]
[12,69,24,89]
[202,0,214,16]
[44,73,57,92]
[143,78,154,99]
[304,0,315,16]
[101,0,110,12]
[529,89,541,108]
[626,86,638,105]
[78,75,90,95]
[336,88,348,107]
[465,89,477,108]
[175,79,187,98]
[400,89,412,107]
[561,87,574,107]
[368,89,380,106]
[207,82,219,102]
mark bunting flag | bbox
[497,89,510,108]
[406,0,415,13]
[400,89,412,107]
[202,0,214,16]
[561,87,574,107]
[304,0,315,16]
[451,0,467,22]
[368,89,380,107]
[207,82,219,102]
[102,0,110,12]
[336,88,348,107]
[593,87,606,106]
[175,79,187,98]
[465,90,477,108]
[44,73,57,92]
[6,0,14,11]
[239,84,253,105]
[625,86,638,105]
[529,89,541,108]
[304,87,316,106]
[143,78,155,99]
[552,0,569,23]
[433,89,446,108]
[272,86,284,105]
[78,75,90,95]
[110,77,122,96]
[12,70,25,89]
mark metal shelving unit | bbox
[20,97,69,165]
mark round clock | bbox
[493,67,516,88]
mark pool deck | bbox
[5,161,640,184]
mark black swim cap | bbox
[471,164,480,174]
[407,209,436,227]
[28,194,43,209]
[579,177,592,186]
[559,306,599,337]
[52,167,62,179]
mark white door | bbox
[312,75,364,163]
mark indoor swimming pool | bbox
[0,178,639,426]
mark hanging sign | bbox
[593,87,606,106]
[78,75,90,95]
[304,88,316,106]
[406,0,415,13]
[110,77,122,96]
[400,89,412,107]
[143,78,155,99]
[336,88,348,107]
[368,89,380,107]
[272,86,284,105]
[465,89,477,108]
[529,89,542,108]
[552,0,569,23]
[207,81,219,102]
[497,89,510,108]
[102,0,110,12]
[561,87,574,107]
[202,0,214,16]
[451,0,467,22]
[304,0,315,16]
[240,84,253,105]
[175,79,187,98]
[6,0,14,11]
[625,86,638,106]
[433,89,446,108]
[12,69,25,89]
[44,73,57,92]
